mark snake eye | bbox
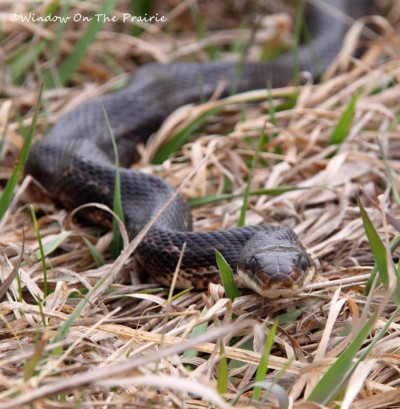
[299,255,309,272]
[248,257,258,274]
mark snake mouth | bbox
[236,250,316,298]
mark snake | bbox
[25,0,372,298]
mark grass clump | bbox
[0,1,399,408]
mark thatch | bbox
[1,1,400,407]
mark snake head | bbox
[236,231,315,298]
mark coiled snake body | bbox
[26,0,371,297]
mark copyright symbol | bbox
[10,14,19,22]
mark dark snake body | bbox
[26,0,372,297]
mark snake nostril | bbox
[248,257,258,274]
[299,255,309,272]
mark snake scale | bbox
[26,0,372,297]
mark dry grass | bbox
[1,0,400,408]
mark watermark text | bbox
[9,12,167,24]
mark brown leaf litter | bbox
[1,0,400,408]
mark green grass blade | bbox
[329,92,359,145]
[238,126,266,227]
[376,137,400,205]
[130,0,151,37]
[267,84,277,127]
[53,269,115,354]
[188,186,308,207]
[152,108,222,165]
[16,270,23,302]
[53,245,131,352]
[33,231,72,260]
[36,298,46,328]
[23,335,48,380]
[0,84,42,220]
[253,321,278,400]
[309,305,400,405]
[307,312,377,404]
[0,121,8,158]
[152,88,298,165]
[217,341,228,394]
[101,105,124,257]
[232,380,289,409]
[276,308,304,324]
[293,0,305,86]
[44,0,73,88]
[215,250,240,300]
[357,198,388,287]
[356,305,400,361]
[83,237,106,267]
[228,18,256,96]
[365,234,400,295]
[296,7,323,80]
[15,111,27,137]
[57,0,118,85]
[9,42,46,84]
[30,206,48,299]
[357,198,400,305]
[183,305,210,358]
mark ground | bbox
[1,1,400,408]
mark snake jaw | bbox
[237,230,316,298]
